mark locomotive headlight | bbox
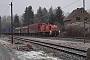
[50,30,52,35]
[59,31,60,35]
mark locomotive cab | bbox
[47,24,60,36]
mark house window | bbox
[85,28,88,32]
[76,17,80,20]
[85,17,89,22]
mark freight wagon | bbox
[14,27,21,35]
[3,28,11,35]
[3,27,16,35]
[28,23,40,36]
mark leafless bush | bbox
[65,24,84,37]
[86,32,90,38]
[59,31,67,37]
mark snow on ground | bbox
[0,39,62,60]
[0,39,10,45]
[16,51,62,60]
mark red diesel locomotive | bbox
[14,23,60,36]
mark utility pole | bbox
[83,0,85,44]
[10,2,13,44]
[0,16,1,38]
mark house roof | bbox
[63,8,84,22]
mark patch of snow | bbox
[16,51,62,60]
[0,40,10,45]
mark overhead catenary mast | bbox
[83,0,85,44]
[0,16,1,37]
[83,0,85,9]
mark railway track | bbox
[8,36,87,59]
[36,36,90,43]
[22,36,90,43]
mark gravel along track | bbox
[33,36,90,43]
[14,36,90,51]
[11,36,87,59]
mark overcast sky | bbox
[0,0,90,16]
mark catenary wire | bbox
[2,6,10,16]
[61,0,80,9]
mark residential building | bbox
[63,8,90,27]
